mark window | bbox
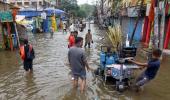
[32,2,37,6]
[39,1,42,6]
[24,2,29,6]
[17,2,22,6]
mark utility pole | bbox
[88,16,90,30]
[87,0,91,30]
[43,0,45,9]
[56,0,59,7]
[35,0,39,11]
[101,0,104,15]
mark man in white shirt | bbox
[69,23,75,32]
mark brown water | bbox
[0,24,170,100]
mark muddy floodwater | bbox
[0,24,170,100]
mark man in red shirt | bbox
[68,32,75,48]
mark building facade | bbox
[6,0,44,8]
[56,0,61,7]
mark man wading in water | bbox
[20,39,35,74]
[68,37,92,93]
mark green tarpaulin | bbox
[0,11,13,22]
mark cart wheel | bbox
[98,68,101,75]
[118,84,124,92]
[94,68,101,76]
[116,82,124,92]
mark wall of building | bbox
[7,0,44,8]
[0,1,12,11]
[121,17,144,41]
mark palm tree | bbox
[107,0,123,14]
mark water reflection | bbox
[85,48,92,59]
[62,88,81,100]
[24,73,37,99]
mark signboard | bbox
[146,4,151,16]
[0,11,13,22]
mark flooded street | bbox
[0,24,170,100]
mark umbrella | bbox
[55,9,65,15]
[44,8,65,15]
[44,7,55,14]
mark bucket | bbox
[106,56,115,65]
[100,52,106,62]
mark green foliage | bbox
[80,4,95,17]
[58,0,95,18]
[107,0,122,13]
[76,9,86,18]
[92,6,98,17]
[0,11,13,22]
[59,0,79,16]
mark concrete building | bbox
[56,0,61,7]
[6,0,44,8]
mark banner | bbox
[0,11,13,22]
[146,4,151,16]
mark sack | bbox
[20,46,25,60]
[26,45,35,60]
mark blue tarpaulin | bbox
[18,9,66,33]
[18,8,65,17]
[18,10,42,18]
[43,19,49,33]
[18,8,65,18]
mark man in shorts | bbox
[68,37,91,93]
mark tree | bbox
[107,0,122,14]
[77,9,87,18]
[80,4,95,17]
[58,0,95,18]
[58,0,79,16]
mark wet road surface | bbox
[0,24,170,100]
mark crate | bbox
[121,47,137,58]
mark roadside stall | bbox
[0,11,18,50]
